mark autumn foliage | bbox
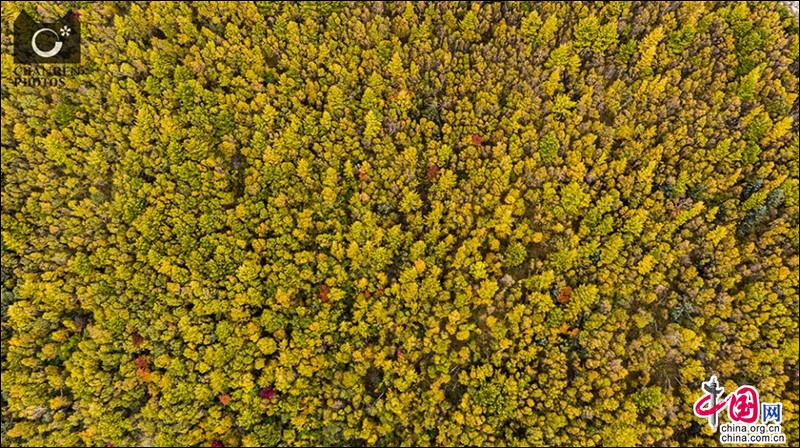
[1,1,798,447]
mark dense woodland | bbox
[1,1,798,446]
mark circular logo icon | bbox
[31,28,63,58]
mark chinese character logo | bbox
[693,376,787,444]
[694,376,761,430]
[694,375,726,430]
[14,10,81,64]
[762,402,782,424]
[727,385,759,424]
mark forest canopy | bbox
[1,1,799,446]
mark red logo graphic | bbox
[693,376,760,430]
